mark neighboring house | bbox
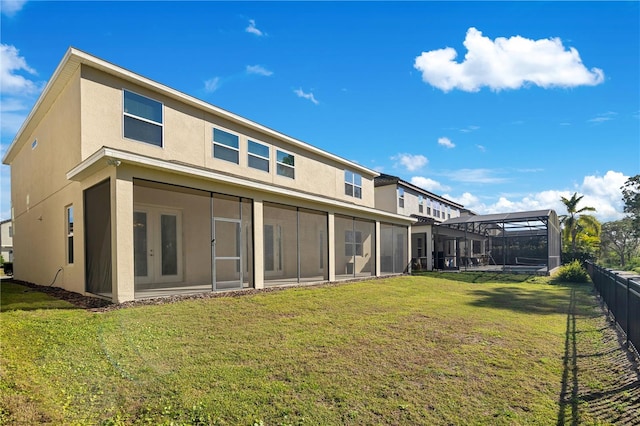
[0,219,13,263]
[374,173,464,271]
[2,48,414,303]
[374,174,561,274]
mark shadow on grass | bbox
[1,280,111,311]
[414,271,537,284]
[557,288,640,425]
[468,285,574,315]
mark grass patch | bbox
[0,274,624,424]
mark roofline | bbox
[67,147,416,225]
[375,173,464,209]
[3,47,379,178]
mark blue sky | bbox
[1,1,638,222]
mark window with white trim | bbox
[344,170,362,199]
[123,90,163,146]
[276,150,295,179]
[66,205,74,264]
[213,128,240,164]
[418,195,424,213]
[248,140,270,172]
[398,187,405,208]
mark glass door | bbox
[213,218,242,290]
[134,206,183,286]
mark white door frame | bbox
[134,204,183,286]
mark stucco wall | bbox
[9,67,84,291]
[79,66,376,209]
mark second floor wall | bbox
[79,64,377,208]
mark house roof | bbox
[2,48,378,178]
[375,173,464,209]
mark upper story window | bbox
[418,195,424,213]
[248,140,270,172]
[344,171,362,199]
[398,188,405,208]
[31,139,38,150]
[447,206,451,220]
[276,150,295,179]
[427,199,432,215]
[213,128,240,164]
[123,90,163,147]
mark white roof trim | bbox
[67,147,415,224]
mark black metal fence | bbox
[586,261,640,359]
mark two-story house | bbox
[0,219,13,264]
[374,173,465,271]
[2,48,414,303]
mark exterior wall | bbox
[0,221,13,262]
[9,67,84,291]
[374,185,398,214]
[79,66,376,209]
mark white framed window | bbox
[418,195,424,213]
[427,199,432,215]
[123,90,163,146]
[31,139,38,150]
[66,205,74,264]
[345,230,363,257]
[398,188,405,208]
[344,171,362,199]
[276,150,295,179]
[248,140,270,172]
[213,127,240,164]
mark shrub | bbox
[553,260,590,283]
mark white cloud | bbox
[294,88,319,105]
[246,65,273,76]
[1,0,27,17]
[459,125,479,133]
[414,27,604,92]
[0,44,39,95]
[438,137,455,149]
[446,168,509,184]
[391,153,428,172]
[476,144,486,152]
[588,111,617,123]
[411,176,450,192]
[246,19,265,37]
[204,77,221,93]
[451,170,629,222]
[0,44,42,140]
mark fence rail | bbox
[586,261,640,359]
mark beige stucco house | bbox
[2,48,414,303]
[0,219,13,264]
[374,173,465,271]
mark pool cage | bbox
[433,210,561,275]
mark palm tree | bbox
[560,192,596,259]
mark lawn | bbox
[0,274,630,425]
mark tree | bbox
[601,218,640,268]
[621,175,640,236]
[575,214,601,258]
[560,192,596,259]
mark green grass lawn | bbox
[0,274,622,425]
